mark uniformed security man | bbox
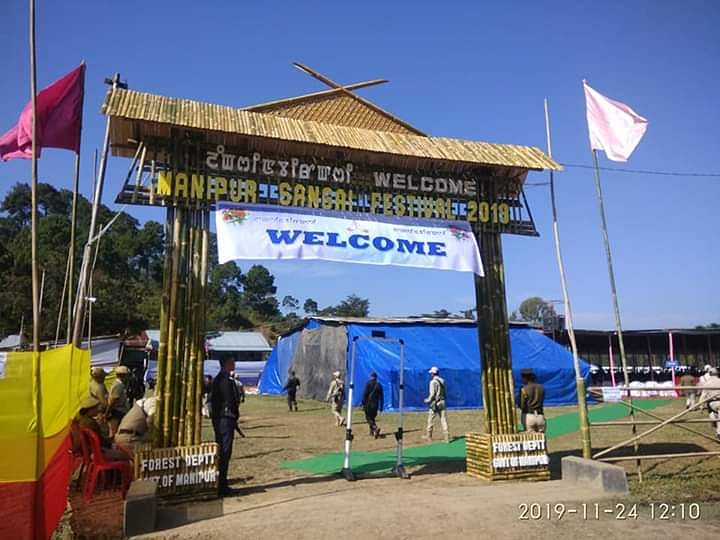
[362,371,384,438]
[519,368,546,433]
[424,366,449,442]
[211,356,241,496]
[107,365,131,437]
[283,371,301,412]
[89,367,109,411]
[326,371,346,427]
[115,397,157,457]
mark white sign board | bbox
[215,204,484,275]
[602,387,624,403]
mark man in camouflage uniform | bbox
[424,366,449,442]
[326,371,346,427]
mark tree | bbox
[303,298,319,315]
[240,265,280,319]
[0,182,166,338]
[517,297,547,325]
[331,294,370,317]
[207,262,253,329]
[282,295,300,312]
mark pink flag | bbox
[0,64,85,161]
[583,81,648,162]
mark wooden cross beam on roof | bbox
[291,62,427,136]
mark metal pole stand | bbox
[341,337,359,481]
[392,339,410,479]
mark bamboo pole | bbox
[29,3,41,536]
[72,74,119,346]
[163,207,183,446]
[587,392,720,445]
[154,205,174,447]
[589,140,640,478]
[544,98,592,458]
[592,419,713,426]
[185,211,202,444]
[593,394,717,459]
[599,451,720,463]
[66,152,81,343]
[29,0,39,353]
[171,212,190,446]
[177,211,194,445]
[66,64,84,344]
[54,253,70,346]
[194,210,210,444]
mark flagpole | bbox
[29,0,39,353]
[72,73,120,346]
[590,146,642,478]
[544,98,591,459]
[29,0,42,536]
[66,62,85,345]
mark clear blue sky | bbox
[1,1,718,329]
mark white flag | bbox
[584,81,648,162]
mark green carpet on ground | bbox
[281,400,672,476]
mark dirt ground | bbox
[140,396,720,539]
[67,395,720,538]
[141,474,720,540]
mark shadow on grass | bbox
[239,448,286,460]
[240,423,284,430]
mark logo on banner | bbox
[221,208,248,225]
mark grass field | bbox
[204,394,720,502]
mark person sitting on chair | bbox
[76,397,127,460]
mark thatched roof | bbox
[245,90,424,135]
[104,88,561,171]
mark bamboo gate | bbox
[104,69,561,482]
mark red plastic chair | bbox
[80,428,131,502]
[70,421,91,490]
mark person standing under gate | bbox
[519,369,546,433]
[424,366,449,442]
[211,356,241,496]
[362,371,384,438]
[326,371,346,427]
[697,367,720,441]
[283,371,301,412]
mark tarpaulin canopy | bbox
[258,318,590,410]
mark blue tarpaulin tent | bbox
[258,317,590,410]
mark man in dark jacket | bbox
[519,368,546,433]
[362,371,384,438]
[211,356,240,496]
[283,371,301,412]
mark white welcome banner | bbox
[215,204,484,275]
